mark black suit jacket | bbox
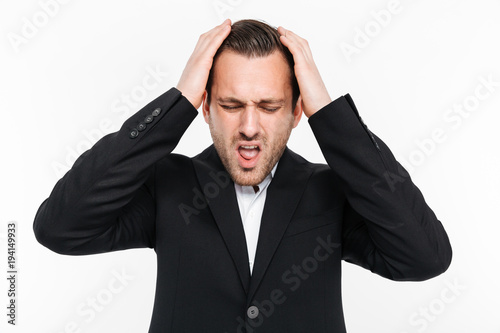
[33,87,452,332]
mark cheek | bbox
[210,111,238,138]
[263,114,294,138]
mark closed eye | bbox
[220,105,241,110]
[260,106,279,112]
[219,104,281,112]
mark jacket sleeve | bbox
[33,87,198,255]
[308,94,452,281]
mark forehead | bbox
[211,50,292,102]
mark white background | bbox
[1,0,499,332]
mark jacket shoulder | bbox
[286,147,335,174]
[285,147,341,188]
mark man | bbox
[33,19,452,332]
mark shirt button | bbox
[152,107,161,117]
[144,115,154,124]
[129,129,139,139]
[247,305,259,319]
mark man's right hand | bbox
[176,19,232,109]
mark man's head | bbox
[202,19,302,186]
[206,19,300,108]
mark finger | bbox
[277,26,295,51]
[277,26,286,37]
[198,19,232,56]
[280,27,313,59]
[279,32,308,64]
[282,38,315,70]
[205,18,232,41]
[278,26,304,43]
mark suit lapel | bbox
[192,145,312,302]
[247,147,312,304]
[192,145,251,295]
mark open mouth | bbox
[236,144,261,169]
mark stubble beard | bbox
[209,117,293,186]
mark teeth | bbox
[241,145,258,149]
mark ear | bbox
[292,95,303,128]
[202,90,210,124]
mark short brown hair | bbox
[205,19,300,109]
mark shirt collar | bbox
[256,160,278,188]
[235,160,279,194]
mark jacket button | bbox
[129,129,139,139]
[152,107,161,117]
[247,305,259,319]
[144,115,154,124]
[137,123,146,131]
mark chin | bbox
[230,168,266,187]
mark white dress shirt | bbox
[234,162,278,275]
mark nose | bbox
[239,107,260,139]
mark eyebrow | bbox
[216,97,285,104]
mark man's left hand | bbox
[278,26,331,118]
